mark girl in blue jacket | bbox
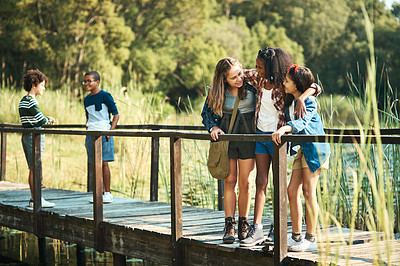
[272,65,330,252]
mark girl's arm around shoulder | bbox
[243,69,258,88]
[288,97,317,133]
[294,83,321,118]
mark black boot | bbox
[238,217,250,240]
[223,217,236,244]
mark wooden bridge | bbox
[1,123,400,265]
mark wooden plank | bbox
[4,188,400,266]
[92,135,104,252]
[273,142,288,265]
[182,239,274,265]
[33,133,43,237]
[170,137,183,265]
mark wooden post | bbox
[87,162,93,192]
[76,244,86,265]
[150,135,160,201]
[33,133,43,237]
[92,135,104,252]
[0,132,6,180]
[273,142,288,265]
[170,137,183,265]
[38,236,47,265]
[217,180,224,211]
[113,253,127,266]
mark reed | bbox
[315,4,398,264]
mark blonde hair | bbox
[207,57,245,116]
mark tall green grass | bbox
[315,4,399,264]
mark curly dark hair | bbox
[257,47,292,88]
[23,69,48,92]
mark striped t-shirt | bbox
[18,95,49,128]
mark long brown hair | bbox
[207,57,246,116]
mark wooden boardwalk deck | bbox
[0,185,399,265]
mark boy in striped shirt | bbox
[19,69,55,208]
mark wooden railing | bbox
[1,123,400,265]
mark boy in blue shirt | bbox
[83,71,119,203]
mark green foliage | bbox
[0,0,399,105]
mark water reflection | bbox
[0,227,159,265]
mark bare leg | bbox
[102,161,111,193]
[253,153,272,224]
[28,168,34,198]
[237,158,255,217]
[302,168,320,234]
[224,159,238,218]
[287,169,304,234]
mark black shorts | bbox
[220,112,255,160]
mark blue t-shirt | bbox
[84,90,118,130]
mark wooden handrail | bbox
[2,123,400,135]
[1,124,400,265]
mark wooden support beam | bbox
[92,135,104,252]
[150,135,160,201]
[273,142,288,265]
[113,253,127,266]
[170,137,183,265]
[87,162,93,192]
[38,236,47,265]
[218,180,224,211]
[0,132,6,180]
[33,133,43,237]
[76,244,86,265]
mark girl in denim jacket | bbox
[201,58,256,244]
[272,65,330,252]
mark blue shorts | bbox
[85,135,115,163]
[22,133,45,169]
[255,129,274,155]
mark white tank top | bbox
[257,89,279,132]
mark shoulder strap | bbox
[228,96,240,134]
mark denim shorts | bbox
[85,135,115,163]
[22,133,45,169]
[220,112,256,160]
[255,129,274,155]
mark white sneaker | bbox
[103,192,113,203]
[89,192,113,203]
[28,198,55,208]
[287,235,302,247]
[288,238,317,252]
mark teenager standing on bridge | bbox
[240,48,322,247]
[272,65,330,251]
[201,58,256,244]
[19,69,56,208]
[83,71,119,204]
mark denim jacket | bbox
[201,84,256,133]
[286,96,330,173]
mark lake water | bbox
[0,227,158,265]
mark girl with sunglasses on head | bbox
[240,47,322,247]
